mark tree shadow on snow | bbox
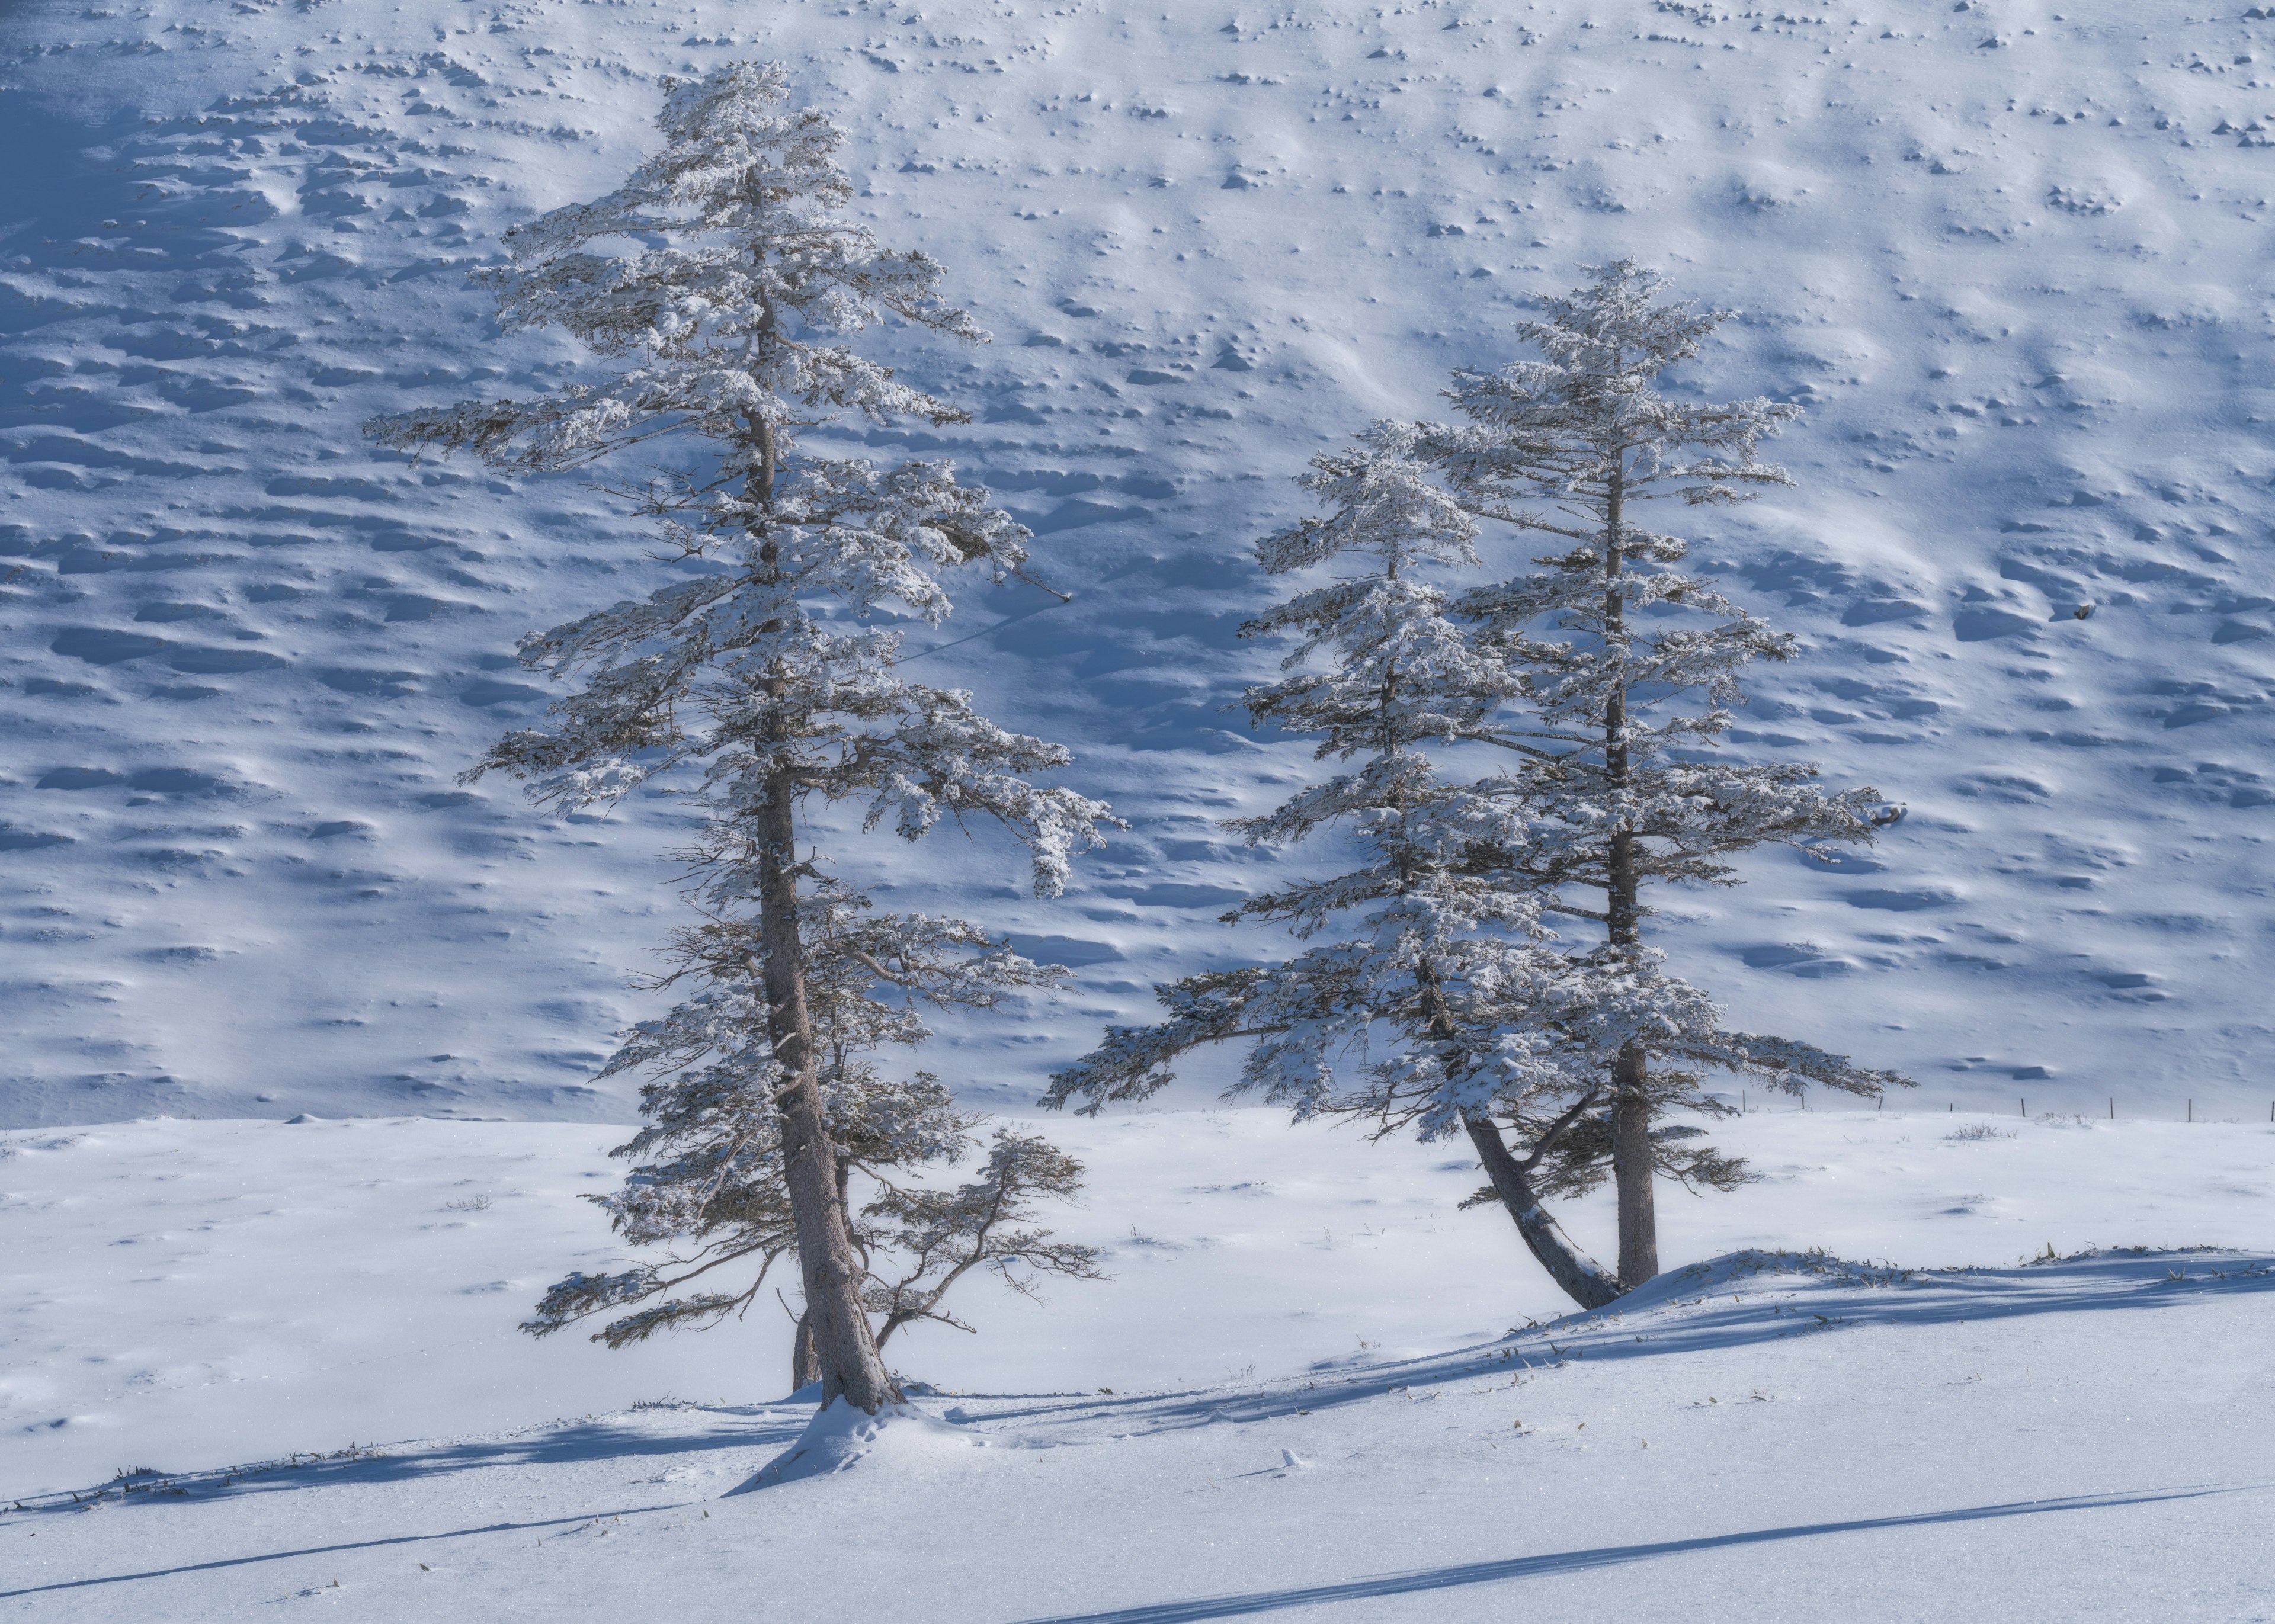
[967,1248,2275,1440]
[3,1404,806,1522]
[0,1499,703,1601]
[1002,1483,2270,1624]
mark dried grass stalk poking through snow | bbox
[366,62,1114,1413]
[1047,264,1908,1310]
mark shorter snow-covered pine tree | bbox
[367,63,1113,1411]
[1422,261,1909,1286]
[524,877,1102,1384]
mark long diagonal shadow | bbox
[6,1410,806,1514]
[1008,1484,2266,1624]
[973,1253,2275,1439]
[0,1501,688,1600]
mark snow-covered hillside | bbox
[5,0,2275,1125]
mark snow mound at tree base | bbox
[1601,1248,1928,1317]
[1494,1243,2275,1377]
[1603,1242,2273,1320]
[730,1398,990,1491]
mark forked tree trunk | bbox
[1463,1113,1626,1311]
[1601,461,1659,1289]
[754,766,899,1413]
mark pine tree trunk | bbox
[739,407,896,1414]
[1610,1051,1659,1285]
[1601,461,1659,1288]
[760,773,901,1401]
[754,765,899,1414]
[790,1308,822,1391]
[1463,1114,1626,1311]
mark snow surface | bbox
[6,1,2275,1615]
[13,1104,2273,1500]
[5,0,2275,1122]
[6,1109,2274,1619]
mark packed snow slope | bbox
[4,0,2275,1125]
[5,1109,2273,1622]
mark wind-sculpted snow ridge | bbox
[4,0,2275,1122]
[7,1246,2272,1620]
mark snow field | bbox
[5,1,2275,1613]
[5,1188,2272,1620]
[6,1107,2271,1498]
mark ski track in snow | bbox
[4,0,2275,1124]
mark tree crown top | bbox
[365,61,982,470]
[1517,259,1723,384]
[1431,259,1797,502]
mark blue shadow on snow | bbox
[1005,1484,2270,1624]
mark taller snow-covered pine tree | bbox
[1425,261,1908,1285]
[1050,266,1908,1310]
[367,63,1112,1412]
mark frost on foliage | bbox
[524,883,1098,1348]
[1414,261,1905,1111]
[1421,265,1891,905]
[861,1130,1104,1346]
[383,63,1113,1394]
[367,61,979,471]
[363,61,1113,897]
[1052,264,1906,1306]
